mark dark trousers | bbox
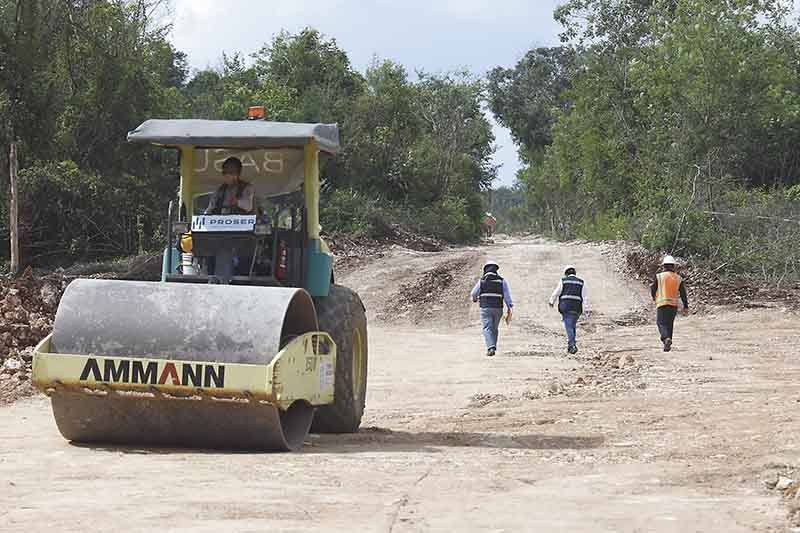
[656,306,678,341]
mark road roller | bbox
[31,108,368,451]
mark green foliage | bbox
[489,186,530,233]
[343,60,422,198]
[320,189,383,237]
[705,188,800,279]
[487,47,578,160]
[184,33,495,242]
[573,212,629,242]
[16,160,165,261]
[182,53,297,122]
[414,195,482,243]
[0,0,181,264]
[321,188,482,243]
[488,0,800,280]
[0,8,495,267]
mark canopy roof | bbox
[127,119,340,154]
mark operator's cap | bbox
[662,255,677,265]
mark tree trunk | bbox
[9,142,19,276]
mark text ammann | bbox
[79,358,225,388]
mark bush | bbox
[574,211,628,241]
[320,188,483,243]
[626,187,800,281]
[704,189,800,280]
[320,189,383,237]
[9,160,170,265]
[634,209,715,257]
[410,196,479,242]
[786,184,800,203]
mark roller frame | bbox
[32,331,336,411]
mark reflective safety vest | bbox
[209,181,251,215]
[655,271,682,308]
[479,272,504,309]
[558,275,584,315]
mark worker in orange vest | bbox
[650,255,689,352]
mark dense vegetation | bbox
[3,0,798,281]
[488,0,800,281]
[0,0,495,267]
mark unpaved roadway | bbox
[1,236,799,532]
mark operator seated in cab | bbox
[200,156,257,279]
[204,156,255,215]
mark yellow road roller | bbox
[32,109,368,451]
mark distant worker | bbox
[549,265,589,354]
[204,156,255,215]
[470,261,514,357]
[483,213,497,239]
[651,255,689,352]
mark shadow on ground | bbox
[67,428,604,455]
[69,442,260,455]
[304,426,605,453]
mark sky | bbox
[165,0,564,188]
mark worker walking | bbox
[549,265,589,354]
[470,261,513,357]
[651,255,689,351]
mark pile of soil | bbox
[325,228,444,278]
[0,253,162,403]
[365,217,443,253]
[379,256,477,323]
[0,268,68,402]
[324,217,444,258]
[325,233,389,277]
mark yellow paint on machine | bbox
[303,139,321,240]
[32,332,336,410]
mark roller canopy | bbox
[127,119,340,154]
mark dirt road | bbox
[1,236,798,532]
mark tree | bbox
[415,71,495,202]
[253,28,365,124]
[487,47,578,162]
[489,0,800,277]
[343,59,420,198]
[0,0,188,263]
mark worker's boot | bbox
[663,338,672,352]
[486,347,496,357]
[568,344,578,355]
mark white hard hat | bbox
[662,255,676,265]
[564,265,576,274]
[483,260,499,271]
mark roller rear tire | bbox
[311,284,368,433]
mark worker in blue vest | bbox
[549,265,589,354]
[470,261,514,357]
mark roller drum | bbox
[52,279,318,364]
[47,279,319,451]
[50,392,313,451]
